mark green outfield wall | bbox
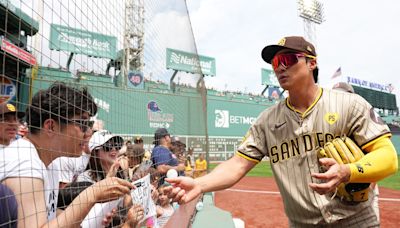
[21,68,273,161]
[392,135,400,155]
[22,68,399,161]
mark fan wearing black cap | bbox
[0,103,24,146]
[151,128,185,186]
[165,36,397,227]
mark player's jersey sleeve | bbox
[348,95,391,148]
[236,114,268,163]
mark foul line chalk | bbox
[225,189,400,202]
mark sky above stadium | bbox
[187,0,400,103]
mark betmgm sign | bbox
[214,109,257,129]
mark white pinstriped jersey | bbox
[237,87,390,226]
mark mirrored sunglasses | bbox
[272,53,316,70]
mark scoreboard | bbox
[353,85,397,110]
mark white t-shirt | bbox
[0,138,59,220]
[157,204,174,228]
[76,170,96,184]
[49,153,90,183]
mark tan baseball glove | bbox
[318,137,370,202]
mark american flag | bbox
[388,83,395,93]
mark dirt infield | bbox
[215,177,400,228]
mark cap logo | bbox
[147,101,161,112]
[6,104,16,112]
[306,46,313,53]
[277,38,286,46]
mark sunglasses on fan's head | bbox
[96,139,123,152]
[272,52,316,70]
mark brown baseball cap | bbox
[0,103,25,118]
[261,36,317,64]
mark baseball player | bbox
[165,36,398,227]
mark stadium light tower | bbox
[123,0,145,79]
[298,0,325,43]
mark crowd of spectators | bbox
[143,77,279,102]
[0,84,208,227]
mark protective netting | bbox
[0,0,207,227]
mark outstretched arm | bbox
[3,177,133,228]
[165,154,257,204]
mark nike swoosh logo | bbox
[275,121,286,129]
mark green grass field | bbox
[209,157,400,190]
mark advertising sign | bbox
[166,48,216,76]
[347,76,393,92]
[49,24,117,59]
[0,75,17,104]
[261,68,279,87]
[1,38,37,65]
[146,100,174,129]
[208,99,267,136]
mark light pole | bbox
[123,0,145,86]
[297,0,325,44]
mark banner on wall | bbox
[49,24,117,59]
[166,48,216,76]
[261,68,279,87]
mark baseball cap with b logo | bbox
[261,36,317,64]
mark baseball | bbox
[166,169,178,178]
[196,201,204,211]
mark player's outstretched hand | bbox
[309,158,350,195]
[164,176,202,204]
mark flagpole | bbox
[340,67,344,82]
[330,67,342,81]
